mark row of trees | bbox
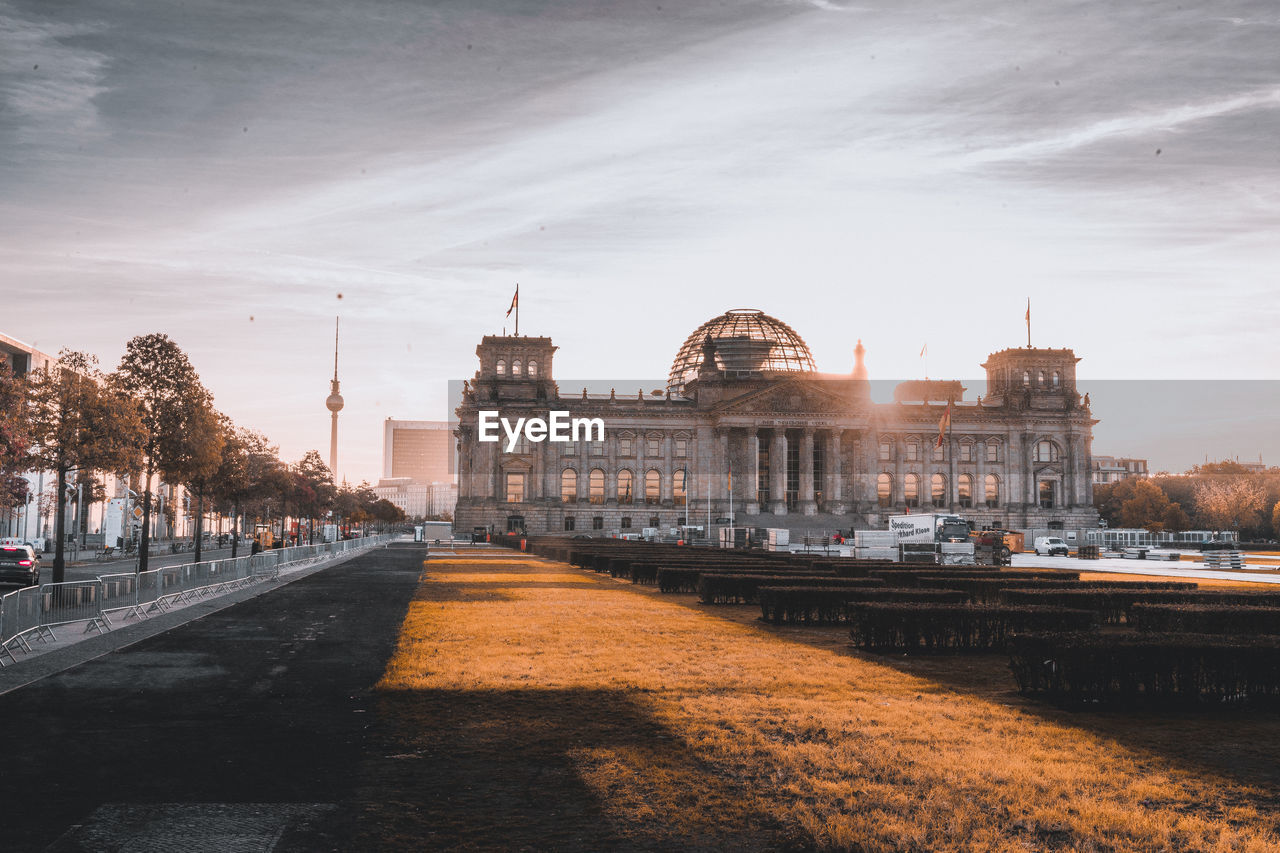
[1,334,404,584]
[1094,461,1280,540]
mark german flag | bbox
[936,403,951,448]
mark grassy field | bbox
[372,554,1280,851]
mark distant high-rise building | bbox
[382,419,455,484]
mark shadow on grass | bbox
[655,590,1280,797]
[355,688,780,852]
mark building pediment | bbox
[711,378,858,418]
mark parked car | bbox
[0,544,41,587]
[1034,536,1070,557]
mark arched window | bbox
[561,468,577,503]
[512,359,522,376]
[877,473,892,508]
[1022,370,1030,387]
[673,469,686,506]
[958,474,973,509]
[588,468,605,504]
[1051,370,1060,388]
[644,469,661,505]
[1034,440,1059,463]
[528,360,538,377]
[1037,370,1045,387]
[496,359,507,375]
[617,469,634,504]
[904,473,920,508]
[931,473,946,508]
[984,473,1000,508]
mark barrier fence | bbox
[0,535,395,664]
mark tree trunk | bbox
[231,499,240,558]
[138,465,153,573]
[52,464,69,584]
[193,487,205,563]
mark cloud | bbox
[0,4,110,148]
[955,85,1280,167]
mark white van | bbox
[1034,536,1069,557]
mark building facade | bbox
[454,310,1099,536]
[375,418,457,519]
[1090,456,1149,485]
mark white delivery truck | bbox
[886,513,975,565]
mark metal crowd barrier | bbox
[0,534,394,664]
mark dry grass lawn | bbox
[374,554,1280,852]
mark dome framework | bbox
[668,309,816,393]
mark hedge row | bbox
[758,587,968,625]
[858,568,1081,586]
[1008,632,1280,707]
[848,604,1096,653]
[1130,604,1280,635]
[916,577,1197,603]
[698,574,884,605]
[1001,589,1280,625]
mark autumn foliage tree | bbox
[26,351,144,583]
[113,334,222,572]
[1195,478,1267,535]
[0,358,31,512]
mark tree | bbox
[292,450,335,545]
[370,498,406,529]
[113,334,220,573]
[1194,478,1267,535]
[208,425,276,558]
[1118,480,1179,534]
[0,357,32,512]
[1272,500,1280,541]
[26,351,144,583]
[181,406,227,563]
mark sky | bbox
[2,0,1279,481]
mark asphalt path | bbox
[0,542,427,852]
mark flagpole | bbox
[1026,298,1031,348]
[515,283,519,336]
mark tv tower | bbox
[325,316,344,482]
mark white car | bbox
[1034,536,1070,557]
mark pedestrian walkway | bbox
[0,542,427,852]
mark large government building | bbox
[454,309,1099,537]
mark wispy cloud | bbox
[0,4,110,148]
[956,85,1280,167]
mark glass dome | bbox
[668,309,816,393]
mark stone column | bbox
[825,430,843,513]
[769,430,787,514]
[660,432,672,504]
[799,428,816,515]
[747,431,761,514]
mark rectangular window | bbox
[674,438,688,457]
[564,516,575,531]
[620,517,631,529]
[960,444,972,462]
[646,435,660,456]
[592,516,604,530]
[932,443,944,462]
[590,440,605,456]
[879,440,892,461]
[649,516,660,528]
[562,441,577,456]
[505,472,524,503]
[986,442,998,463]
[906,443,920,462]
[619,436,633,456]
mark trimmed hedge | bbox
[918,577,1197,603]
[1008,632,1280,707]
[1001,589,1280,625]
[698,574,882,605]
[849,604,1096,653]
[1130,604,1280,635]
[759,587,968,624]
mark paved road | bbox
[1012,552,1280,584]
[0,542,427,852]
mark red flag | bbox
[506,284,519,317]
[936,403,951,448]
